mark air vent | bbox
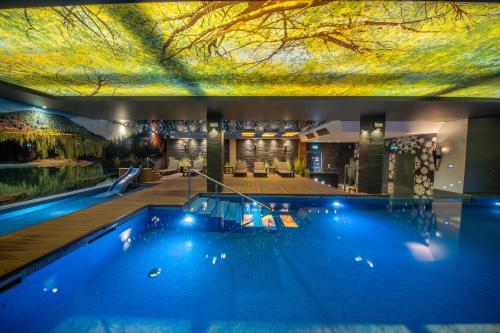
[305,133,316,140]
[315,128,330,136]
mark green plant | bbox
[286,159,292,171]
[293,158,301,174]
[273,158,279,168]
[194,154,206,166]
[304,168,311,178]
[179,157,191,168]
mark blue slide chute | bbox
[96,166,142,198]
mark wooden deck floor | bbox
[0,173,347,278]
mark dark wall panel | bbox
[167,139,206,161]
[306,143,355,180]
[464,117,500,194]
[224,139,230,164]
[358,114,386,194]
[207,113,224,191]
[236,139,297,169]
[393,154,415,195]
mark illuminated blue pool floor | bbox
[0,194,110,236]
[34,201,500,333]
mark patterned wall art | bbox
[0,2,498,97]
[135,120,319,139]
[385,134,437,198]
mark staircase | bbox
[183,195,276,232]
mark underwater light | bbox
[333,201,342,208]
[495,202,500,206]
[148,268,162,278]
[183,216,194,224]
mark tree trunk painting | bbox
[0,1,497,97]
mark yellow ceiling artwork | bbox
[0,1,498,97]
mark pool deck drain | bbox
[0,174,348,280]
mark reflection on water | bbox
[0,164,115,205]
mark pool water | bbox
[0,190,112,236]
[1,197,499,333]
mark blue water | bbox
[1,197,499,333]
[0,190,111,236]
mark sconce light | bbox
[433,145,442,171]
[241,130,255,137]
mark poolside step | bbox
[185,197,207,212]
[196,198,217,216]
[224,202,242,224]
[211,200,230,218]
[183,196,276,232]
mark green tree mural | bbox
[0,111,106,160]
[0,1,498,97]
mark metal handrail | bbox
[187,169,272,211]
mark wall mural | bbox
[0,1,498,97]
[136,120,317,138]
[0,110,106,161]
[385,134,437,198]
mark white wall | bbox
[434,119,468,193]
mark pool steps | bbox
[183,196,276,232]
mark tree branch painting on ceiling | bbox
[0,1,498,97]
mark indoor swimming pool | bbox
[0,186,113,236]
[0,196,499,333]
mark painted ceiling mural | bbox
[0,1,498,97]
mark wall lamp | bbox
[241,130,255,137]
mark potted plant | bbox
[179,157,191,171]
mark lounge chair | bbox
[191,160,205,174]
[276,162,294,177]
[253,162,267,177]
[234,161,248,177]
[159,159,179,175]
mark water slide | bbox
[96,166,142,198]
